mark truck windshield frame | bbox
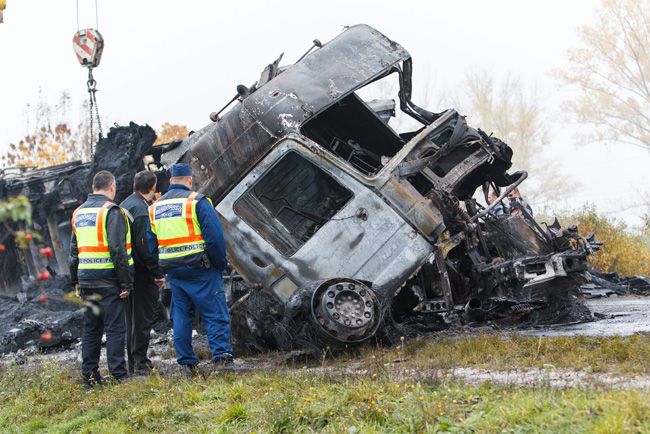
[233,150,354,256]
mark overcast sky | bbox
[1,0,648,226]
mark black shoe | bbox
[82,376,94,391]
[92,371,108,385]
[111,375,129,384]
[213,354,247,371]
[133,363,153,376]
[82,370,107,390]
[212,353,235,367]
[179,364,198,378]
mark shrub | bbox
[549,206,650,276]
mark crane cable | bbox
[75,0,99,32]
[75,0,103,150]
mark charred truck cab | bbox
[163,25,599,353]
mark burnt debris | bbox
[1,24,610,356]
[580,269,650,298]
[0,276,82,354]
[0,123,167,353]
[0,122,157,292]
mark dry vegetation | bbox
[550,206,650,276]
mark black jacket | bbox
[120,192,164,278]
[69,193,134,291]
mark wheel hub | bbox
[311,279,380,343]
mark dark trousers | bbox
[81,286,128,379]
[126,271,159,371]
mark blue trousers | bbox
[168,268,233,365]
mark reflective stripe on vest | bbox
[149,192,206,264]
[72,202,134,270]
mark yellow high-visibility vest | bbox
[149,190,206,269]
[72,201,133,273]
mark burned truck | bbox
[160,24,599,353]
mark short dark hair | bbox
[92,170,115,192]
[133,171,157,194]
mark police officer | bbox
[121,171,165,375]
[70,170,134,388]
[149,163,233,375]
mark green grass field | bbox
[3,334,650,433]
[355,333,650,374]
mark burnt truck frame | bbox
[162,24,598,352]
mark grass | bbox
[3,334,650,433]
[1,363,650,433]
[346,333,650,375]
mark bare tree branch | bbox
[560,0,650,150]
[455,71,573,205]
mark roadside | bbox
[4,296,650,432]
[2,350,650,433]
[522,296,650,337]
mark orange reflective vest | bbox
[72,200,133,279]
[149,189,207,270]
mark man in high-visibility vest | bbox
[149,163,233,375]
[70,170,134,389]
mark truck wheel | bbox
[309,278,382,344]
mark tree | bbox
[643,211,650,242]
[154,122,189,145]
[2,92,92,168]
[452,71,572,206]
[354,69,568,205]
[561,0,650,150]
[3,124,75,168]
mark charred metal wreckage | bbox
[1,25,603,355]
[162,25,601,354]
[0,125,176,353]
